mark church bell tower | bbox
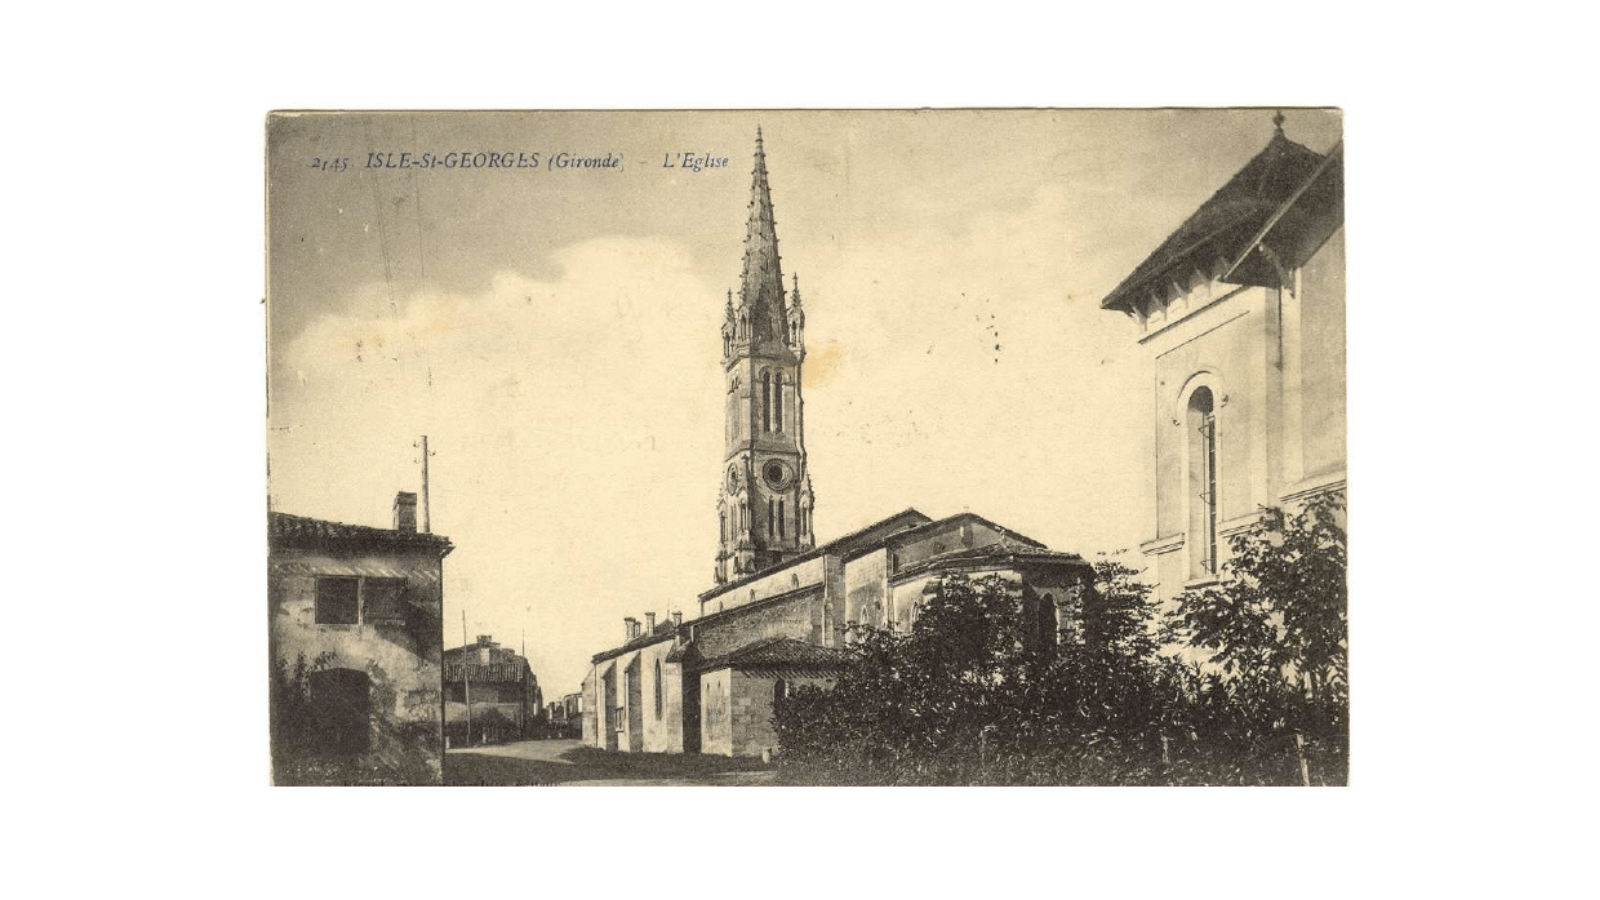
[715,129,814,585]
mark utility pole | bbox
[462,609,472,746]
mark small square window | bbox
[315,577,359,625]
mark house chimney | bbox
[672,611,685,647]
[477,635,492,647]
[394,491,418,533]
[672,611,683,628]
[624,617,639,642]
[645,612,657,633]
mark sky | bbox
[266,108,1342,697]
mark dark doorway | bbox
[308,668,371,754]
[681,675,702,754]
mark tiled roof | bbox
[698,637,854,672]
[268,511,454,555]
[443,663,530,684]
[1102,131,1329,313]
[844,511,1047,562]
[700,508,931,601]
[893,538,1090,581]
[664,641,700,665]
[590,620,679,664]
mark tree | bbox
[1167,491,1348,783]
[774,564,1176,785]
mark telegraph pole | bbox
[462,609,473,746]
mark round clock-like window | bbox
[763,461,790,489]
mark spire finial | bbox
[1272,109,1286,135]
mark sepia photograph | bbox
[266,108,1346,786]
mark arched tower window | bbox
[774,373,784,432]
[1188,386,1219,576]
[777,499,785,538]
[719,511,726,542]
[761,371,772,432]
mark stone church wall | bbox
[694,589,822,660]
[728,670,836,758]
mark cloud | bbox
[270,236,726,693]
[268,186,1155,695]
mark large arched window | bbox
[1188,386,1219,576]
[777,499,785,538]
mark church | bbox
[580,131,1094,758]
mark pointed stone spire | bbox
[739,127,786,342]
[1273,109,1286,135]
[785,272,805,353]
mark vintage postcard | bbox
[266,109,1345,786]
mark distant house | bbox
[444,635,541,746]
[1100,115,1345,605]
[546,692,583,739]
[268,491,453,785]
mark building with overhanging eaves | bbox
[580,130,1095,758]
[268,491,452,784]
[444,635,542,746]
[1101,112,1345,606]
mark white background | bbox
[3,3,1588,896]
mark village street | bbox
[443,739,779,786]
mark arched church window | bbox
[1188,386,1219,576]
[719,511,726,542]
[1039,593,1059,647]
[778,499,785,538]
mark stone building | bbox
[581,132,1095,758]
[443,635,541,746]
[546,691,582,739]
[1101,114,1345,605]
[268,491,453,784]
